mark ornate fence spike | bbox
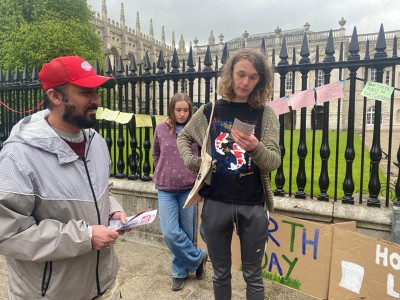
[116,56,124,77]
[104,56,113,76]
[374,23,387,59]
[22,65,30,82]
[348,26,360,61]
[299,32,310,64]
[221,42,229,67]
[186,46,195,73]
[129,54,137,76]
[157,50,166,74]
[203,45,213,71]
[323,29,335,63]
[142,51,151,75]
[170,48,180,73]
[278,36,289,66]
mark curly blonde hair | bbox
[168,92,193,134]
[218,48,273,109]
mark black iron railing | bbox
[1,25,400,208]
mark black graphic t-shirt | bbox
[199,99,265,205]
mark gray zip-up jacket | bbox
[0,110,123,299]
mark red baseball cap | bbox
[38,56,116,90]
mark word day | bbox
[263,216,320,279]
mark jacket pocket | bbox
[41,261,52,297]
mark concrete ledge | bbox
[274,196,334,223]
[332,201,392,239]
[110,179,394,246]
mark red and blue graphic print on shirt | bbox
[211,119,254,174]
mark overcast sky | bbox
[88,0,400,46]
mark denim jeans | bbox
[158,190,205,278]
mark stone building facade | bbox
[91,1,400,132]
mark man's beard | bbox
[62,102,97,129]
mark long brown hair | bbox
[168,92,193,134]
[218,48,273,109]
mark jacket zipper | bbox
[41,261,52,296]
[82,130,103,297]
[82,157,102,297]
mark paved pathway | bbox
[0,239,317,300]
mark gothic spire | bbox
[136,12,140,34]
[172,31,176,49]
[179,34,185,53]
[161,26,166,46]
[120,3,125,24]
[149,19,154,40]
[102,0,107,20]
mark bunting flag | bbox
[267,97,290,116]
[134,114,153,127]
[315,81,344,105]
[289,89,315,110]
[95,107,104,119]
[95,107,133,124]
[361,81,395,102]
[115,112,134,124]
[155,115,168,124]
[101,108,120,121]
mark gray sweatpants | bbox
[201,199,269,300]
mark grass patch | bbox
[262,270,301,290]
[270,130,386,199]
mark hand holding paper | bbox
[232,118,255,136]
[109,209,157,230]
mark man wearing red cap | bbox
[0,56,127,299]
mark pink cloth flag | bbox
[315,81,344,105]
[289,89,315,110]
[267,97,290,116]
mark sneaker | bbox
[196,252,208,279]
[171,277,185,291]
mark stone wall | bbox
[110,178,393,248]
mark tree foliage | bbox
[0,0,102,70]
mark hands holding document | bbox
[231,118,259,152]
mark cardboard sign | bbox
[329,227,400,300]
[197,211,356,300]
